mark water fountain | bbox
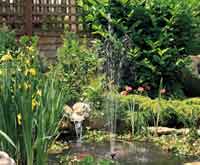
[74,121,83,143]
[63,102,91,143]
[105,95,118,159]
[104,12,121,160]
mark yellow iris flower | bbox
[36,90,42,96]
[0,52,13,62]
[26,46,34,53]
[25,59,31,65]
[29,68,36,76]
[32,98,38,111]
[24,83,31,90]
[17,113,22,125]
[25,68,37,77]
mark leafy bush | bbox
[0,28,17,55]
[55,32,100,104]
[83,76,106,111]
[78,0,199,97]
[187,0,200,54]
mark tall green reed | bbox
[34,75,65,165]
[128,99,135,136]
[0,62,18,159]
[0,37,65,164]
[153,78,164,135]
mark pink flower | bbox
[120,91,128,96]
[137,86,145,92]
[125,86,133,92]
[160,88,166,94]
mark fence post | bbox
[68,0,77,32]
[24,0,33,35]
[71,0,77,32]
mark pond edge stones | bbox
[0,151,15,165]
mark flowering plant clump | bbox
[122,84,154,96]
[120,84,166,97]
[0,36,65,165]
[120,85,152,96]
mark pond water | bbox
[49,141,183,165]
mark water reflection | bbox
[49,141,183,165]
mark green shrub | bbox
[78,0,199,97]
[55,32,100,104]
[83,76,106,111]
[0,28,17,55]
[187,0,200,54]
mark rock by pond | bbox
[147,127,200,136]
[0,151,15,165]
[184,162,200,165]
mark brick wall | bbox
[37,33,63,61]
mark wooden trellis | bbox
[0,0,78,35]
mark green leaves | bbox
[78,0,198,97]
[0,29,17,55]
[0,35,65,165]
[78,156,114,165]
[0,130,16,149]
[158,48,169,56]
[56,32,100,103]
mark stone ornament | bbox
[64,102,91,122]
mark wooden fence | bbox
[0,0,78,35]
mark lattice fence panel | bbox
[33,0,65,33]
[0,0,78,35]
[0,0,24,34]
